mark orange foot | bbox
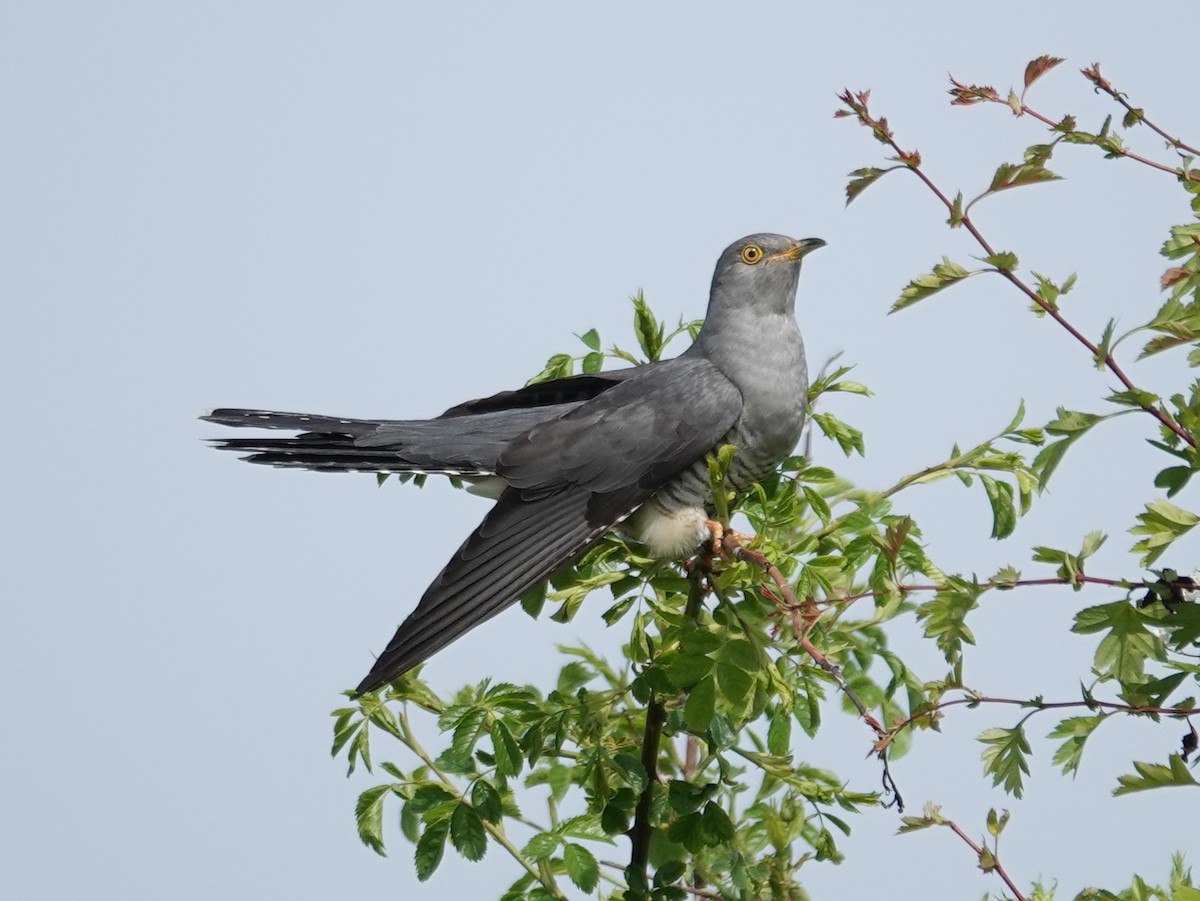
[703,520,754,556]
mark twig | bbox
[397,708,566,898]
[829,573,1133,606]
[1081,63,1200,157]
[891,692,1200,737]
[946,818,1027,901]
[718,532,905,811]
[836,88,1196,449]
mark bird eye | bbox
[740,244,764,265]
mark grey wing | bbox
[355,358,742,693]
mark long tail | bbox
[203,407,542,475]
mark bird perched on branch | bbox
[204,233,824,693]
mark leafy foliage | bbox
[334,59,1200,900]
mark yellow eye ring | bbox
[740,244,764,265]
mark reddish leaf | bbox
[1023,55,1065,90]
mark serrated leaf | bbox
[982,251,1019,271]
[1032,407,1109,488]
[1049,714,1106,776]
[812,411,864,456]
[450,802,488,862]
[1024,55,1065,90]
[563,843,600,892]
[578,328,601,351]
[1131,499,1200,566]
[845,166,889,205]
[471,779,503,824]
[979,725,1031,798]
[892,257,972,312]
[355,785,391,856]
[415,817,450,881]
[1113,756,1199,795]
[491,721,523,778]
[522,831,560,861]
[986,159,1060,195]
[1072,600,1165,683]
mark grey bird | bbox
[204,233,824,693]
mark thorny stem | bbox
[718,532,905,811]
[946,818,1027,901]
[397,708,567,899]
[836,88,1197,449]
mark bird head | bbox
[708,233,825,316]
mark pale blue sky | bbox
[4,4,1196,899]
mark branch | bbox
[836,88,1197,448]
[946,818,1027,901]
[629,698,666,878]
[890,693,1200,738]
[397,708,566,898]
[829,573,1135,607]
[718,531,905,811]
[1082,63,1200,157]
[628,563,709,881]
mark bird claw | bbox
[704,520,753,557]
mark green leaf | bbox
[660,652,714,690]
[414,817,450,881]
[980,475,1017,538]
[578,328,601,351]
[1113,756,1200,795]
[470,779,503,824]
[613,751,649,793]
[1032,407,1110,488]
[563,843,600,893]
[355,785,391,856]
[916,580,979,666]
[631,290,665,362]
[450,802,488,862]
[522,831,560,861]
[1131,499,1200,566]
[845,166,890,205]
[1072,600,1165,683]
[978,725,1031,798]
[767,710,792,756]
[981,251,1019,271]
[702,801,736,844]
[1048,714,1106,776]
[985,807,1010,839]
[985,157,1060,195]
[491,721,523,778]
[684,676,716,733]
[892,257,972,312]
[812,411,865,456]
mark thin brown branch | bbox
[718,531,905,811]
[829,573,1135,607]
[1082,62,1200,157]
[946,819,1027,901]
[889,692,1200,739]
[836,88,1196,448]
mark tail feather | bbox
[203,407,558,475]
